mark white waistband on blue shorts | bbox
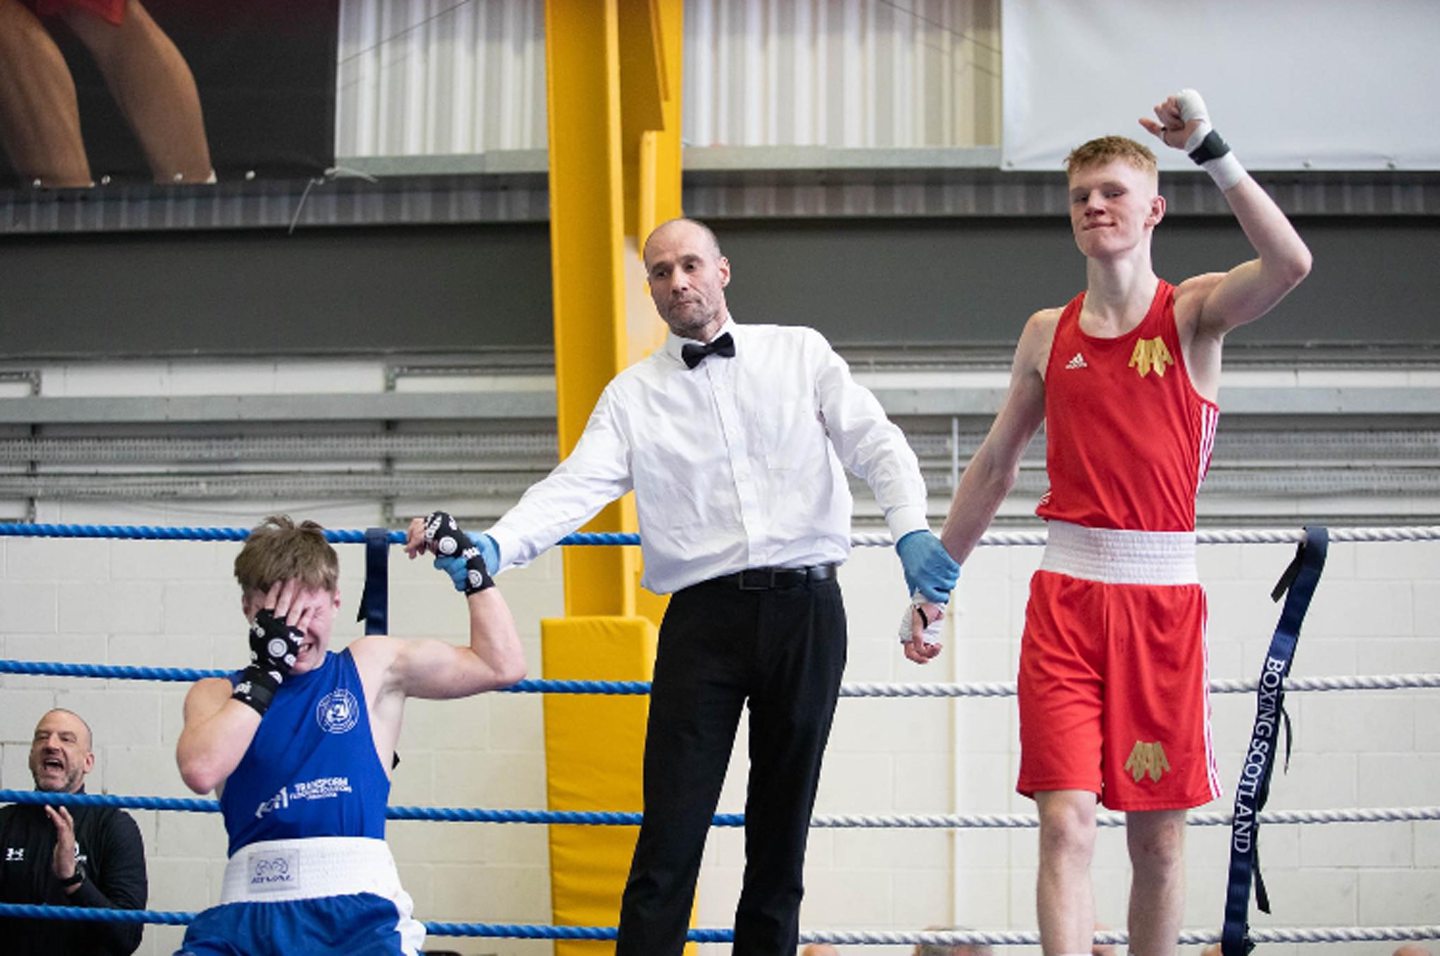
[222,836,408,905]
[219,836,425,954]
[1040,520,1198,585]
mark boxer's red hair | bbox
[1065,135,1157,179]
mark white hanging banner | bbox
[1001,0,1440,172]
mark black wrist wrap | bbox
[464,554,495,595]
[232,664,279,716]
[1188,129,1232,165]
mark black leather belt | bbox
[706,563,838,591]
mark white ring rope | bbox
[811,804,1440,830]
[850,526,1440,548]
[802,926,1440,947]
[839,673,1440,698]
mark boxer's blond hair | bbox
[1065,135,1158,180]
[234,515,339,594]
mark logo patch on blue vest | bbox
[316,689,359,734]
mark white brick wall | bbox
[0,520,564,956]
[3,531,1438,955]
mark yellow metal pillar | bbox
[543,1,685,954]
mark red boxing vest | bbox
[1036,281,1218,532]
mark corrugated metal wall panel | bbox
[8,169,1433,235]
[683,0,1000,149]
[335,0,999,159]
[337,0,548,157]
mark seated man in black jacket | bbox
[0,707,148,955]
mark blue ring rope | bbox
[0,523,638,547]
[0,903,194,926]
[0,659,650,694]
[0,789,744,827]
[0,903,733,940]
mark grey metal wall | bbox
[722,217,1440,347]
[3,217,1436,358]
[0,225,552,358]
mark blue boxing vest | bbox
[222,649,389,857]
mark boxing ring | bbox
[1,522,1438,951]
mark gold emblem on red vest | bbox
[1124,740,1171,783]
[1129,337,1174,378]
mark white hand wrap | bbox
[898,593,945,647]
[1175,88,1245,191]
[1176,89,1212,153]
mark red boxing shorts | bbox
[1016,521,1221,811]
[29,0,126,26]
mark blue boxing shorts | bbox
[175,837,425,956]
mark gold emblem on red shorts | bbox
[1129,337,1174,378]
[1124,740,1171,783]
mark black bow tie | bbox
[681,332,736,369]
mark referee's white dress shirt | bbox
[488,318,929,594]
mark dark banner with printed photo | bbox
[0,0,338,188]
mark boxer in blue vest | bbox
[175,513,525,956]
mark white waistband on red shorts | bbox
[1040,520,1198,585]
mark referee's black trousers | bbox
[614,571,847,956]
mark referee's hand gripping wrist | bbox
[422,511,496,595]
[895,529,961,605]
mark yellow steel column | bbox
[546,0,633,619]
[543,1,685,954]
[619,0,685,628]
